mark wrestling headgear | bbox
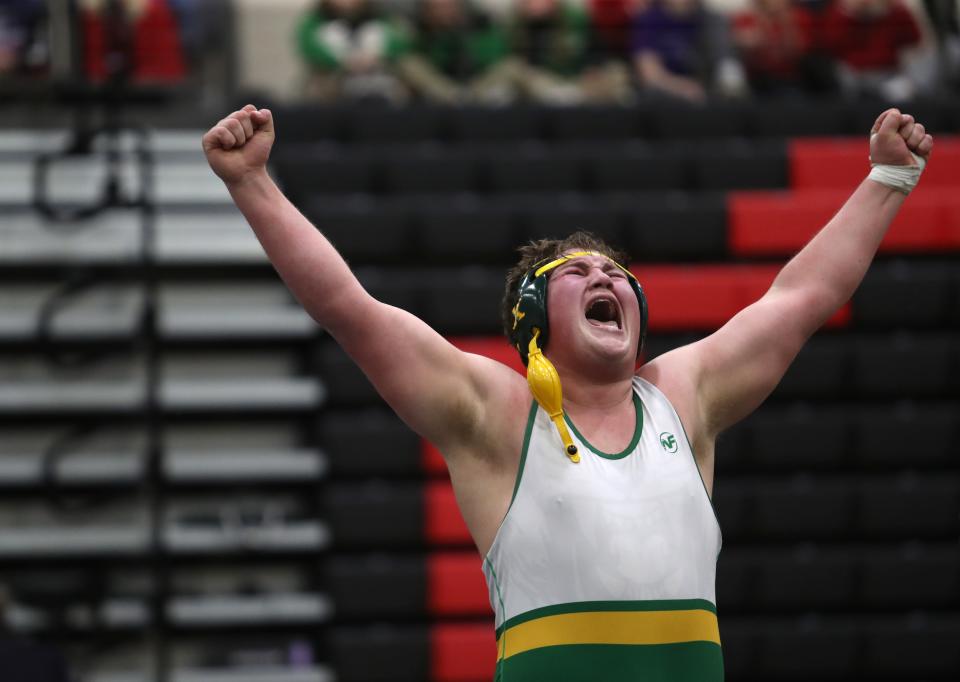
[509,250,648,463]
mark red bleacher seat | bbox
[431,623,496,682]
[789,137,960,191]
[428,552,491,616]
[633,264,850,329]
[728,190,960,256]
[425,480,472,545]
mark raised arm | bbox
[202,105,523,457]
[646,108,934,441]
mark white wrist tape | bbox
[868,151,926,195]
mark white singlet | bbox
[482,376,724,681]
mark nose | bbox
[588,266,614,289]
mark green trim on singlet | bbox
[510,400,538,507]
[563,392,643,460]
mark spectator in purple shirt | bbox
[631,0,746,101]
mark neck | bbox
[555,364,635,412]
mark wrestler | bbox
[203,106,932,679]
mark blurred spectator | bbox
[732,0,836,94]
[590,0,633,57]
[396,0,514,104]
[631,0,747,102]
[820,0,924,100]
[296,0,410,103]
[0,0,46,77]
[920,0,959,85]
[80,0,187,84]
[506,0,633,104]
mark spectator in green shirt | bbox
[397,0,516,104]
[506,0,633,104]
[297,0,410,103]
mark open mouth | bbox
[585,297,621,330]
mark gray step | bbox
[0,449,327,486]
[167,592,332,626]
[0,378,325,414]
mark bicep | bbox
[668,287,818,436]
[328,294,508,452]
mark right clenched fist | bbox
[202,104,275,186]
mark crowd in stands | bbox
[0,0,957,104]
[296,0,959,103]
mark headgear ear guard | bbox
[509,250,648,463]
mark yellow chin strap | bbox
[526,328,579,463]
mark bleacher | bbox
[1,98,958,681]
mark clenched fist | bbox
[869,108,934,167]
[202,104,275,186]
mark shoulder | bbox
[636,348,708,446]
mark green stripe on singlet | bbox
[496,641,724,681]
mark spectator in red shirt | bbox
[80,0,187,84]
[820,0,923,99]
[732,0,819,93]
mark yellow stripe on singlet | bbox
[496,608,721,660]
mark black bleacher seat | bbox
[324,482,422,549]
[849,97,949,139]
[414,199,517,263]
[853,403,959,470]
[623,192,726,260]
[382,148,479,195]
[720,545,960,615]
[749,98,852,138]
[325,555,424,618]
[713,619,756,681]
[423,268,506,335]
[715,422,750,472]
[747,405,851,471]
[273,148,377,200]
[355,266,424,313]
[329,626,429,681]
[304,199,411,263]
[482,145,583,193]
[448,106,543,142]
[857,474,960,540]
[753,618,860,680]
[776,337,852,398]
[755,546,858,611]
[750,476,854,541]
[691,140,788,191]
[544,106,641,141]
[715,549,756,612]
[860,544,960,609]
[854,262,957,328]
[518,198,623,246]
[853,334,957,398]
[319,409,421,476]
[583,142,690,191]
[273,105,347,144]
[861,615,960,679]
[347,106,445,143]
[648,101,751,139]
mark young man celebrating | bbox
[202,106,933,679]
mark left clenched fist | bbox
[870,108,934,167]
